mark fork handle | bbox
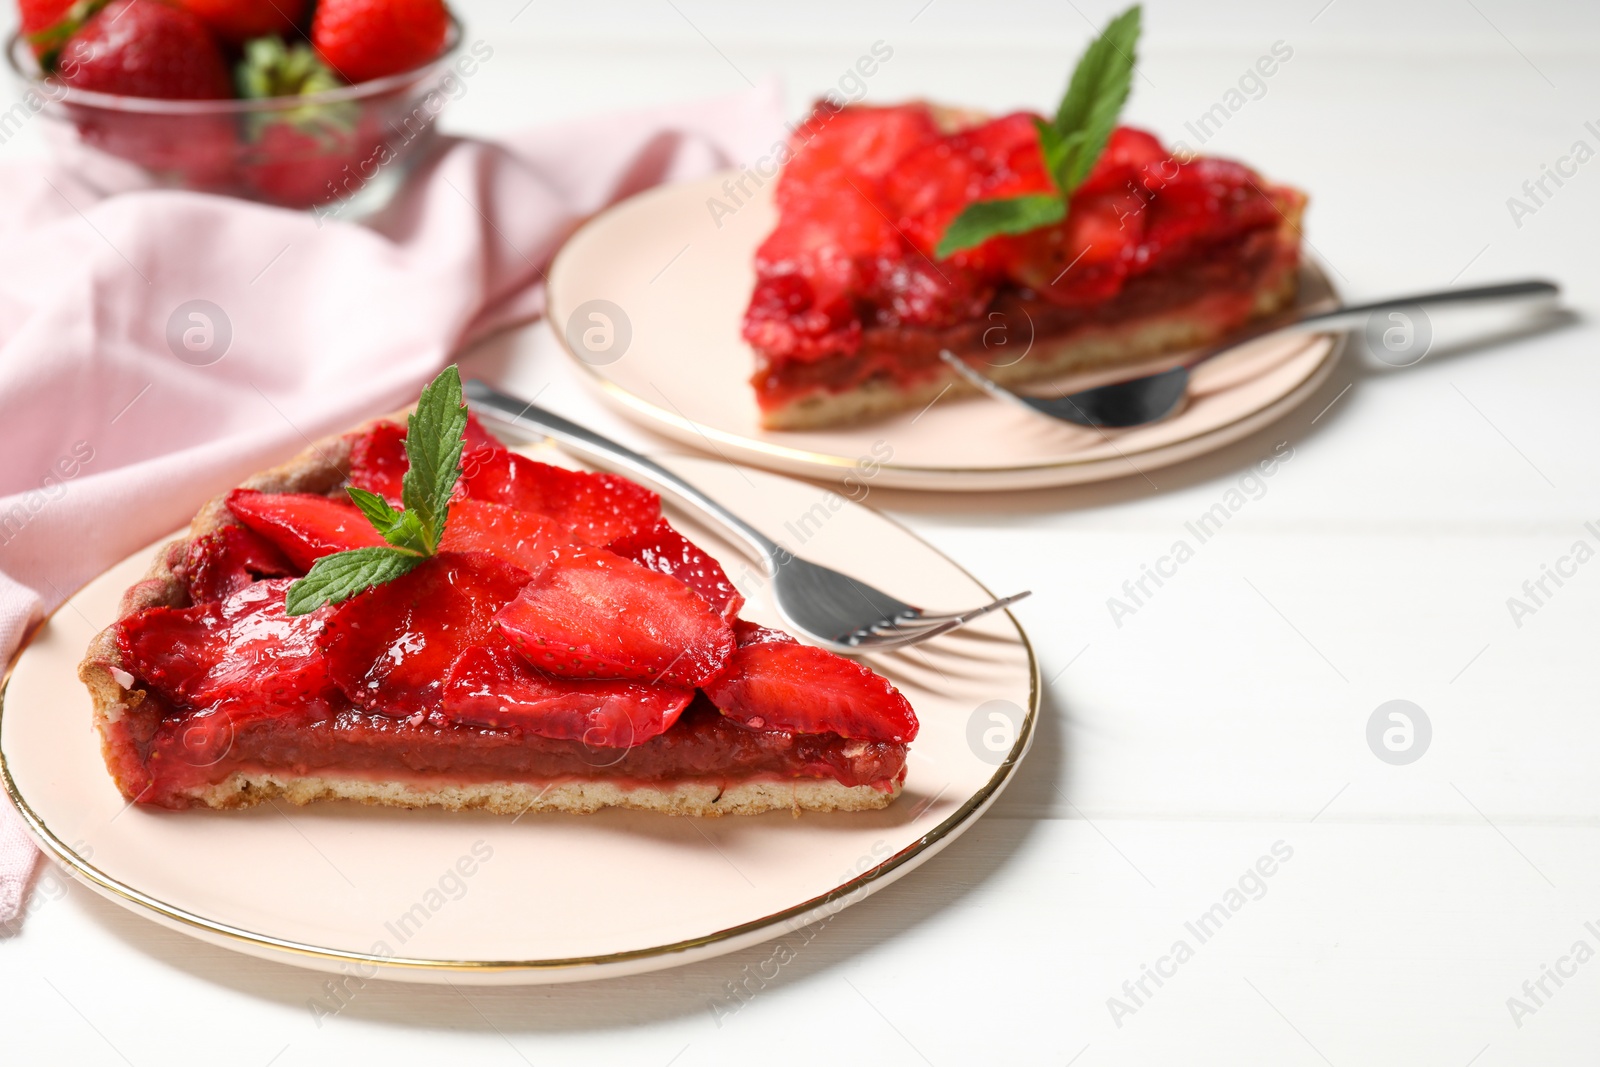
[463,380,784,571]
[1196,279,1561,364]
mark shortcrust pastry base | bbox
[190,773,901,817]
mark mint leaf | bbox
[1032,118,1071,195]
[345,486,428,555]
[1051,4,1140,192]
[400,365,468,553]
[285,365,469,613]
[935,195,1066,259]
[934,4,1141,259]
[284,547,424,616]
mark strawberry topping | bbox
[438,498,570,572]
[703,632,919,744]
[117,578,336,715]
[460,447,661,545]
[606,518,745,619]
[181,523,296,604]
[744,103,1297,376]
[319,552,530,717]
[226,489,386,571]
[443,641,694,747]
[345,413,502,502]
[731,618,797,646]
[494,545,734,687]
[345,420,409,500]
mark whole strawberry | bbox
[18,0,77,57]
[170,0,307,45]
[312,0,449,85]
[56,0,233,100]
[236,37,376,207]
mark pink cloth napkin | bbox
[0,83,784,928]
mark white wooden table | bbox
[5,2,1599,1063]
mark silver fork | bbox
[940,280,1561,428]
[464,380,1030,652]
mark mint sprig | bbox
[284,365,467,616]
[399,364,467,553]
[284,547,423,617]
[935,4,1142,259]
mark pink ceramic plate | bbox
[0,448,1036,985]
[547,172,1346,492]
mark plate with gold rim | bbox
[547,171,1347,492]
[0,446,1036,984]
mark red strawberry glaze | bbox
[179,523,296,604]
[439,498,569,572]
[319,552,530,718]
[704,623,919,744]
[226,489,385,570]
[461,447,661,545]
[344,413,501,501]
[345,421,409,500]
[495,545,734,687]
[118,578,339,721]
[606,518,745,620]
[443,640,693,747]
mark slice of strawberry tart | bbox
[78,368,916,816]
[741,6,1306,429]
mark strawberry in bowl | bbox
[6,0,469,212]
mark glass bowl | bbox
[4,18,465,217]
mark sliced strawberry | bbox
[463,412,500,450]
[740,271,862,362]
[439,499,569,572]
[606,518,744,619]
[443,641,693,746]
[117,579,335,714]
[1142,157,1281,261]
[345,412,500,502]
[1000,183,1148,306]
[460,447,660,545]
[776,103,941,209]
[883,111,1053,276]
[1077,126,1171,197]
[345,420,408,500]
[319,552,531,717]
[702,640,918,743]
[226,489,386,571]
[861,254,993,331]
[182,523,297,603]
[495,545,734,687]
[732,618,797,647]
